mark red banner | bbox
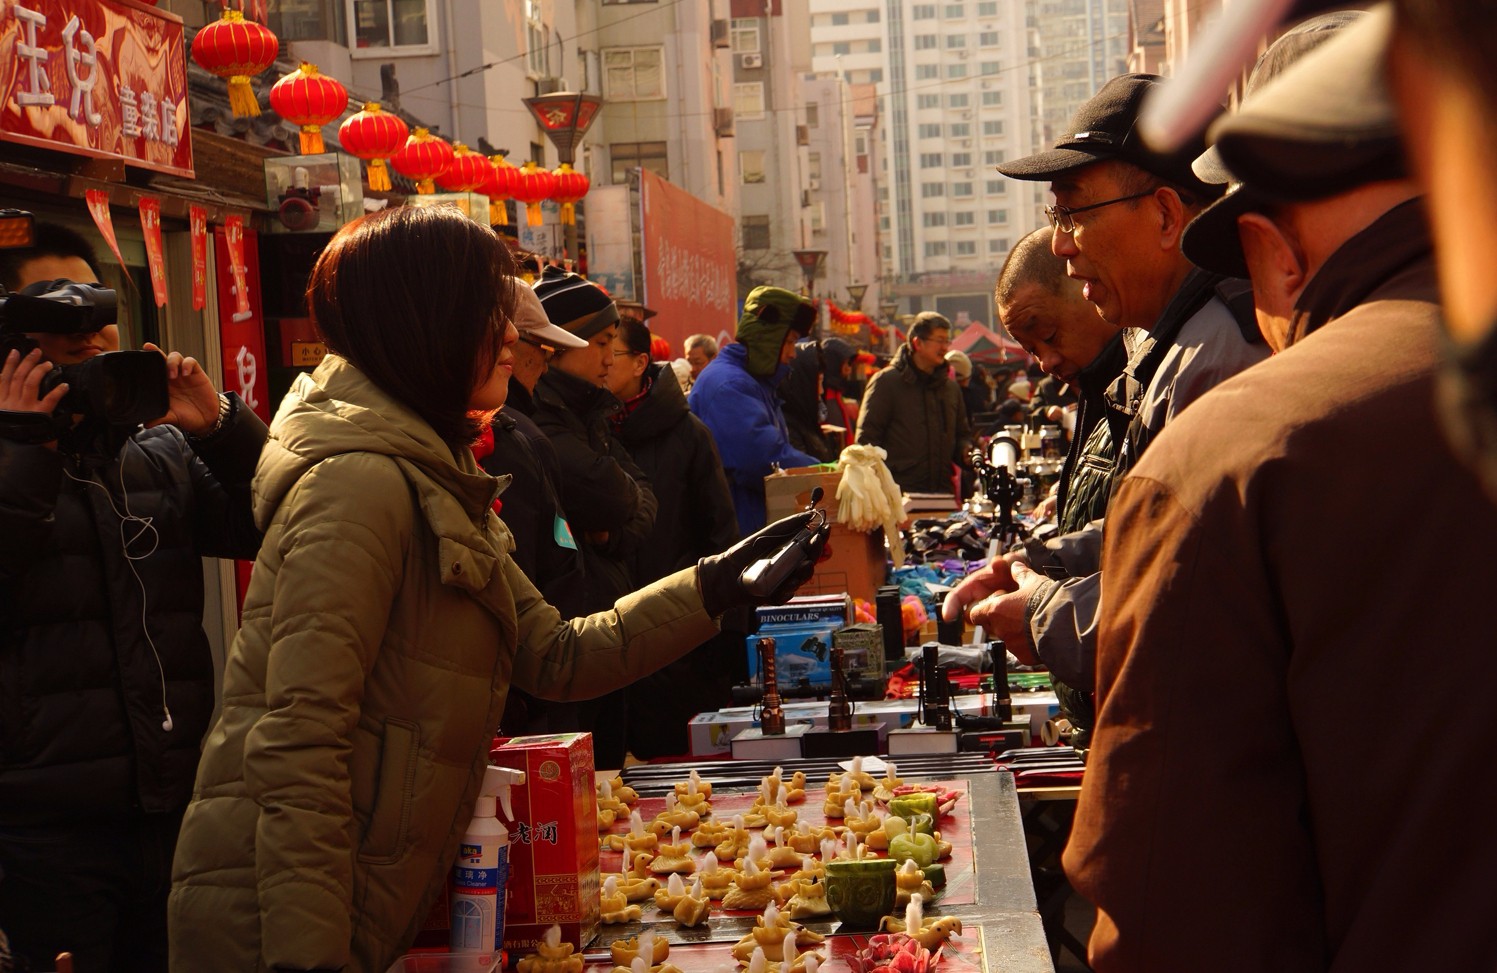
[188,204,207,310]
[638,168,736,354]
[138,194,165,306]
[223,214,251,319]
[0,0,193,176]
[83,187,123,267]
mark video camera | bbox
[0,279,167,429]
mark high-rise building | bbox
[1030,0,1132,148]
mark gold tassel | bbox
[299,125,324,154]
[526,202,543,226]
[367,159,391,192]
[417,178,435,195]
[227,76,261,118]
[560,202,575,225]
[489,200,507,225]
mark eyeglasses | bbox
[1044,190,1154,234]
[519,335,555,361]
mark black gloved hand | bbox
[697,510,830,617]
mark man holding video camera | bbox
[0,226,266,971]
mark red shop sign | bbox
[0,0,194,177]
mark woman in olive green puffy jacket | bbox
[167,207,819,973]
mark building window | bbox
[866,68,884,82]
[952,181,973,196]
[947,63,967,78]
[977,0,998,13]
[273,0,345,44]
[742,215,771,250]
[914,34,937,49]
[731,19,760,52]
[350,0,434,53]
[987,208,1009,223]
[944,4,963,18]
[912,4,937,18]
[831,11,850,24]
[949,123,970,137]
[604,47,665,100]
[946,34,965,48]
[921,182,945,198]
[918,123,942,138]
[981,90,1002,106]
[988,237,1009,252]
[981,61,1001,75]
[880,216,890,230]
[525,0,548,74]
[983,150,1005,166]
[806,104,819,127]
[947,93,968,107]
[979,30,999,46]
[867,8,881,21]
[868,38,882,52]
[741,150,766,183]
[953,211,975,225]
[986,179,1005,193]
[983,120,1003,135]
[917,94,940,109]
[916,64,940,79]
[808,152,823,182]
[920,152,944,167]
[610,141,668,182]
[923,212,947,227]
[956,240,977,256]
[951,152,971,166]
[734,83,766,118]
[832,41,851,55]
[925,241,948,256]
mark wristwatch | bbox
[189,393,234,442]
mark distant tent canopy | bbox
[950,321,1030,364]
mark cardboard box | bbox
[490,734,600,956]
[764,467,891,605]
[765,466,844,523]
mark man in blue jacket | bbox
[690,286,819,533]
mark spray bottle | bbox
[451,764,526,959]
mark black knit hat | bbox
[998,74,1221,200]
[532,265,618,339]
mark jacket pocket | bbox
[358,718,419,865]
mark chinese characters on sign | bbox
[2,0,193,176]
[511,821,560,845]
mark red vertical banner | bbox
[223,215,251,319]
[85,189,125,268]
[138,196,167,307]
[189,205,208,310]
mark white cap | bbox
[511,279,587,349]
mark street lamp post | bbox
[880,299,900,356]
[523,90,603,263]
[791,248,829,336]
[846,282,868,309]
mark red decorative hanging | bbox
[338,102,409,192]
[390,128,455,195]
[269,63,349,154]
[435,143,492,193]
[480,154,521,226]
[191,9,279,118]
[511,161,557,227]
[550,163,590,226]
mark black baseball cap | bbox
[997,74,1222,200]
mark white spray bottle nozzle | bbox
[479,764,526,820]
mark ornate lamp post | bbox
[846,282,868,310]
[522,91,603,260]
[880,299,900,355]
[791,248,829,338]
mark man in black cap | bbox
[1066,13,1497,970]
[942,73,1266,746]
[856,310,971,496]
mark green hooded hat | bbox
[736,286,817,377]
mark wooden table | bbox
[597,757,1055,973]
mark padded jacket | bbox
[0,402,265,825]
[167,356,719,973]
[856,345,972,495]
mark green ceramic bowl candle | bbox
[824,858,898,929]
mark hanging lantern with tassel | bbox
[269,63,348,154]
[480,154,521,226]
[390,128,455,195]
[549,163,590,226]
[191,9,279,118]
[512,161,557,227]
[338,102,409,192]
[435,143,492,194]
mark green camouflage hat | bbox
[736,286,816,377]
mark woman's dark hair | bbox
[617,316,652,357]
[307,205,518,445]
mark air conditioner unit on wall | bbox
[711,19,730,49]
[741,53,763,69]
[808,177,821,190]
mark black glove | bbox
[698,510,829,617]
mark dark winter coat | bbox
[1055,330,1129,534]
[532,368,657,612]
[855,345,972,494]
[780,341,836,463]
[0,400,266,825]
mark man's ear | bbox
[1237,212,1308,295]
[1156,188,1192,251]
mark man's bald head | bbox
[997,226,1078,306]
[995,226,1116,386]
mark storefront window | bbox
[349,0,435,54]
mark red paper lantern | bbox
[338,102,409,192]
[511,161,557,227]
[480,154,521,226]
[390,128,455,196]
[191,9,279,118]
[270,63,349,155]
[435,143,491,193]
[550,163,590,226]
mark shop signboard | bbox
[213,223,269,424]
[637,168,735,353]
[0,0,194,177]
[581,184,633,301]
